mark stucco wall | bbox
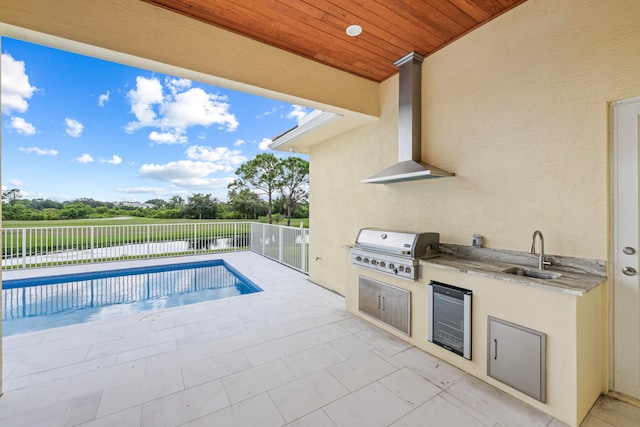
[576,283,606,420]
[308,0,635,424]
[309,0,640,291]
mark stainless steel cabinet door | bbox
[358,277,381,320]
[487,317,546,402]
[358,276,410,335]
[380,284,410,335]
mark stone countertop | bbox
[420,245,607,297]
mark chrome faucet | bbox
[529,230,551,270]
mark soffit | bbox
[141,0,527,82]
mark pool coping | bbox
[3,258,262,293]
[1,253,240,281]
[1,252,265,337]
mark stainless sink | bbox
[502,266,562,280]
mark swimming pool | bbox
[2,260,262,336]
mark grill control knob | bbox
[364,258,369,264]
[355,256,362,262]
[398,266,405,272]
[379,262,386,268]
[388,263,395,270]
[371,260,378,266]
[405,267,412,274]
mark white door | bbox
[612,97,640,400]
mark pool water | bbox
[2,260,262,336]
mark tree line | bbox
[2,154,309,225]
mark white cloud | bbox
[255,106,280,118]
[139,160,232,189]
[139,160,223,179]
[65,118,84,137]
[258,138,272,150]
[163,87,238,131]
[115,186,182,196]
[166,77,191,94]
[234,139,245,146]
[185,145,246,166]
[1,52,37,115]
[125,76,238,142]
[148,130,188,145]
[9,179,24,186]
[19,147,58,156]
[125,76,164,132]
[101,155,122,165]
[76,153,94,163]
[98,90,110,107]
[287,105,309,121]
[9,116,36,135]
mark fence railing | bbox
[2,221,310,274]
[250,222,309,273]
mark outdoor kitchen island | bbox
[345,244,607,427]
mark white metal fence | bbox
[2,222,310,274]
[250,222,309,273]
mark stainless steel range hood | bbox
[362,52,454,184]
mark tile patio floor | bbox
[1,252,638,426]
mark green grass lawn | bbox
[2,217,309,270]
[2,217,309,228]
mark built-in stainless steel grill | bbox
[351,228,439,280]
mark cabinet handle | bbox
[381,296,385,310]
[622,266,637,276]
[377,295,381,309]
[493,339,498,360]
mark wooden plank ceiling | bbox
[142,0,527,82]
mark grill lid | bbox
[355,228,439,258]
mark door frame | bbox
[609,95,640,398]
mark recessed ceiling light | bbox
[346,24,362,37]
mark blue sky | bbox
[1,37,309,202]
